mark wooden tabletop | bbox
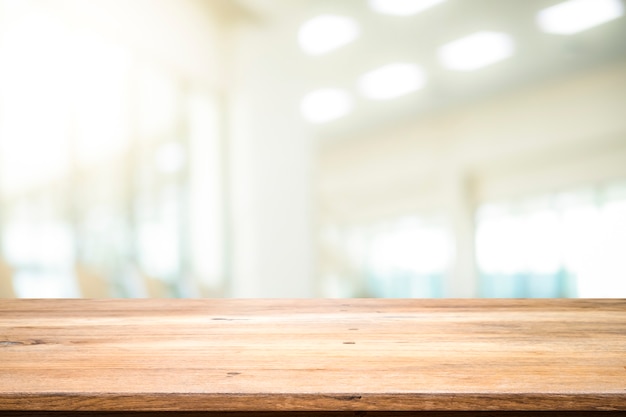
[0,299,625,412]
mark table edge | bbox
[1,393,625,412]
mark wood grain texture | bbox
[0,299,625,412]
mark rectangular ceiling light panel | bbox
[358,63,426,100]
[537,0,624,35]
[369,0,447,16]
[299,15,359,55]
[438,31,514,71]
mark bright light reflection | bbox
[189,93,223,287]
[298,15,359,55]
[155,142,186,174]
[358,63,426,100]
[439,31,514,71]
[478,209,563,275]
[525,211,562,274]
[598,200,626,297]
[139,65,178,138]
[0,5,134,192]
[537,0,624,35]
[369,0,446,16]
[73,32,131,167]
[370,221,452,276]
[477,191,626,298]
[0,10,73,194]
[301,89,352,123]
[476,216,526,275]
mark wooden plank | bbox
[0,299,624,412]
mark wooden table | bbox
[0,299,624,417]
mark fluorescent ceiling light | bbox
[301,89,352,124]
[537,0,624,35]
[358,63,426,100]
[369,0,446,16]
[298,15,359,55]
[438,31,514,71]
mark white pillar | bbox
[228,23,315,297]
[444,170,479,297]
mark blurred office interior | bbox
[0,0,625,298]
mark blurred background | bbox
[0,0,625,298]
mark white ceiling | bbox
[233,0,626,141]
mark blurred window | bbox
[3,196,78,297]
[476,180,626,298]
[138,64,178,140]
[321,216,453,297]
[0,1,225,298]
[188,93,224,291]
